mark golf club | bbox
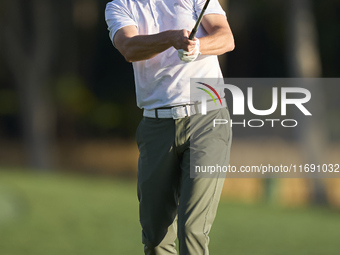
[189,0,211,40]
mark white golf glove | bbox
[178,38,201,63]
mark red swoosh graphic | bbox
[197,82,223,106]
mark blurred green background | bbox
[0,0,340,254]
[1,170,340,254]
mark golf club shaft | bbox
[189,0,211,40]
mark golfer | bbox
[106,0,234,254]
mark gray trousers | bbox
[136,108,232,255]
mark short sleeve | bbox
[194,0,226,18]
[105,1,137,47]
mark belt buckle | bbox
[171,106,187,119]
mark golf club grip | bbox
[189,0,211,40]
[189,28,198,40]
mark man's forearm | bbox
[116,28,196,63]
[122,30,174,62]
[199,28,235,56]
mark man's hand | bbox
[171,29,201,63]
[171,29,197,52]
[178,38,201,62]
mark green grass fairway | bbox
[0,170,339,255]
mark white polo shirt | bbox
[105,0,226,110]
